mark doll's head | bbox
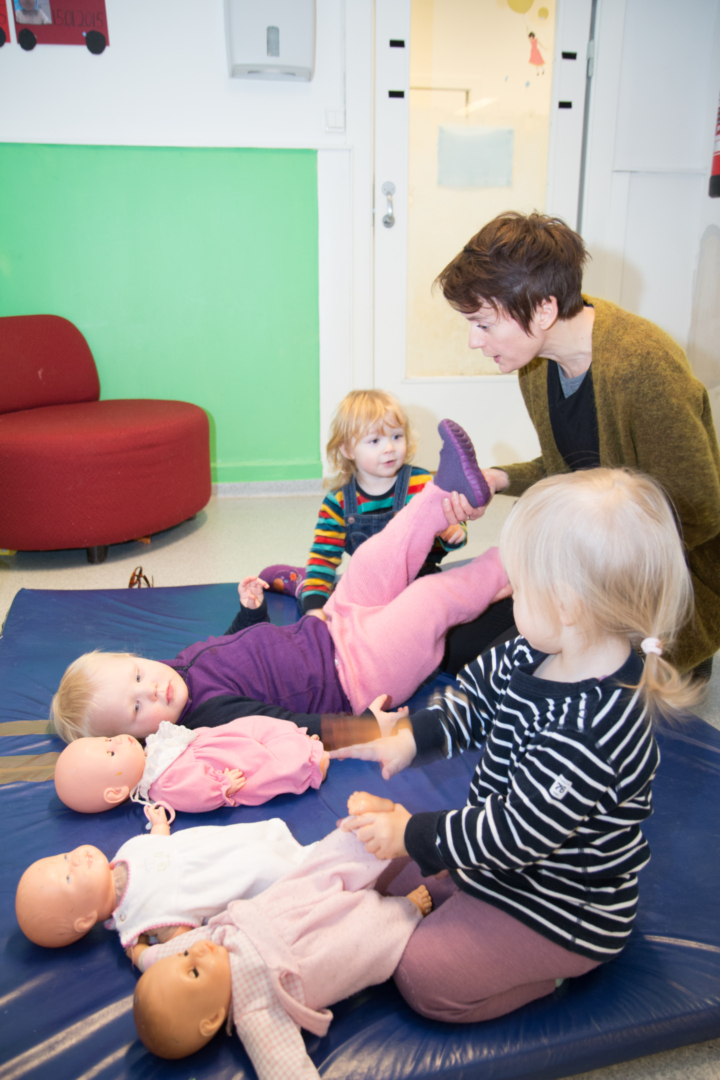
[50,651,188,742]
[134,939,232,1059]
[15,845,116,947]
[54,734,146,812]
[325,389,418,488]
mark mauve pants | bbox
[378,859,601,1023]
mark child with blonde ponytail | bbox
[333,468,701,1026]
[495,467,700,719]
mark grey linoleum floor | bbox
[1,489,718,1080]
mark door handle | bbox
[381,181,396,228]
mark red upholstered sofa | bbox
[0,315,211,563]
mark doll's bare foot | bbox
[407,885,433,917]
[347,790,395,816]
[319,752,330,781]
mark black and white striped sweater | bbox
[405,638,659,961]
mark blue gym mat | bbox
[1,584,719,1080]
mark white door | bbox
[372,0,592,469]
[373,0,412,405]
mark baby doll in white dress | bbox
[15,805,314,949]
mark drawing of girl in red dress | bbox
[528,32,545,71]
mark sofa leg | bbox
[86,545,109,564]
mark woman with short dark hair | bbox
[439,212,720,679]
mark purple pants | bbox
[378,859,601,1023]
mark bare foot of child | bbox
[347,790,395,816]
[319,752,330,781]
[407,885,433,917]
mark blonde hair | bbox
[499,468,701,719]
[50,650,135,742]
[325,390,417,488]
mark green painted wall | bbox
[0,143,321,483]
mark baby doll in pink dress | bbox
[54,714,329,815]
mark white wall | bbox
[0,0,347,148]
[582,0,720,433]
[0,0,375,470]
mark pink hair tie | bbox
[641,637,663,657]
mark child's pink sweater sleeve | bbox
[148,716,326,813]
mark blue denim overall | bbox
[342,465,442,573]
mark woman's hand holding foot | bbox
[441,469,509,526]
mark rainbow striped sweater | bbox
[298,466,467,612]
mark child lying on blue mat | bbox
[49,420,509,745]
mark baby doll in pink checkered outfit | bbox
[130,826,431,1076]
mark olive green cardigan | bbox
[501,297,720,673]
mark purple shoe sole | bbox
[435,419,491,509]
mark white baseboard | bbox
[214,479,325,498]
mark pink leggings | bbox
[378,859,601,1023]
[324,483,508,713]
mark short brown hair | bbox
[436,211,588,331]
